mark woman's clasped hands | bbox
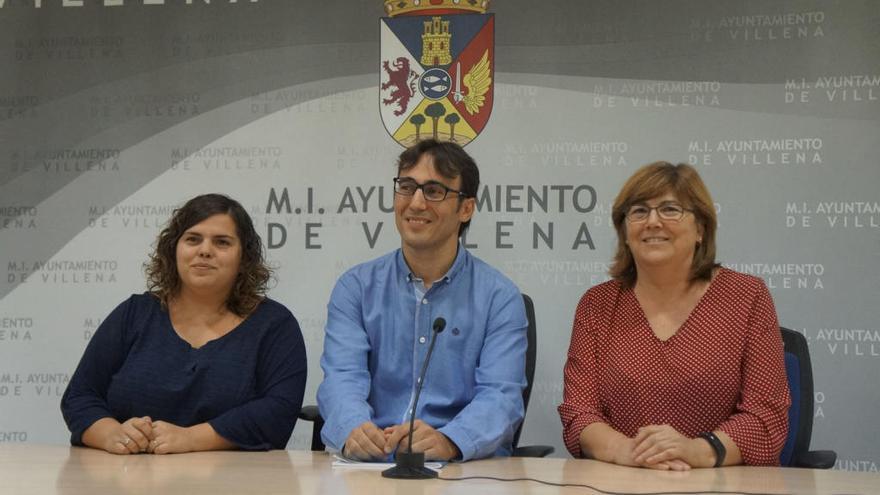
[619,424,718,471]
[103,417,196,455]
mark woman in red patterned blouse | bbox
[558,162,790,470]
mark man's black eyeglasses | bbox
[393,177,469,202]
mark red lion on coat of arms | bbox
[381,57,419,116]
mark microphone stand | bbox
[382,318,446,479]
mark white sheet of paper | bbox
[331,454,444,470]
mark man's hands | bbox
[343,420,460,461]
[343,422,388,461]
[384,420,460,461]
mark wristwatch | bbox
[697,431,726,468]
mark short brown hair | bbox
[396,139,480,237]
[145,194,271,316]
[609,162,718,287]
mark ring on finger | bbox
[123,437,131,446]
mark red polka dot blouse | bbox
[558,268,791,465]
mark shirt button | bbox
[421,299,428,304]
[418,336,426,344]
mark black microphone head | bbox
[432,317,446,334]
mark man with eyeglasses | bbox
[317,139,528,462]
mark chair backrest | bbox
[512,293,537,449]
[780,327,813,466]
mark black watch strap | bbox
[698,431,726,468]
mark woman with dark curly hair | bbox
[61,194,306,454]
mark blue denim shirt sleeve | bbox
[437,281,527,461]
[317,272,375,451]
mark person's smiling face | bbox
[175,213,242,295]
[394,153,474,256]
[625,193,702,272]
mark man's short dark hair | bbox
[396,139,480,236]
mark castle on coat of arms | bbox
[421,17,452,66]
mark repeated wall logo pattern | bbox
[0,0,877,471]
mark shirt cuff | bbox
[438,424,477,461]
[322,411,371,452]
[563,412,606,458]
[208,418,272,451]
[68,410,113,446]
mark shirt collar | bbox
[398,243,468,286]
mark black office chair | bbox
[779,327,836,468]
[298,293,554,457]
[511,294,554,457]
[297,404,324,452]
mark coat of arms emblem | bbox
[380,0,494,147]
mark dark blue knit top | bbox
[61,293,307,450]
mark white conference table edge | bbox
[2,444,877,495]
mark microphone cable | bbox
[437,475,805,495]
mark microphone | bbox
[382,317,446,479]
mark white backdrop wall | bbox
[0,1,878,471]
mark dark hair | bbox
[609,162,719,288]
[145,194,271,316]
[396,139,480,236]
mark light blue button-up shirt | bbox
[317,246,528,461]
